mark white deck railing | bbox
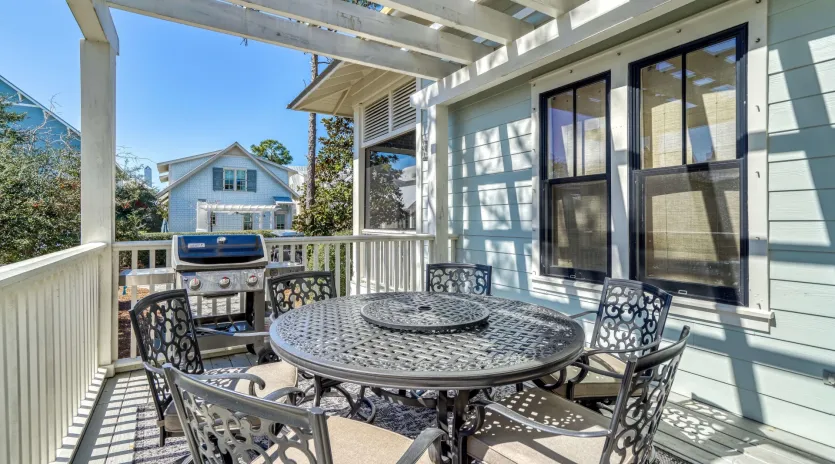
[112,234,448,362]
[0,242,107,464]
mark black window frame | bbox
[628,24,749,306]
[538,71,612,283]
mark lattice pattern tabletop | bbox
[269,292,585,389]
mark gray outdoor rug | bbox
[132,374,690,464]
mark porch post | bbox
[426,104,449,263]
[352,104,365,235]
[80,39,117,371]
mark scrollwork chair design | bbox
[535,278,673,405]
[266,271,375,422]
[267,271,335,318]
[425,263,492,296]
[129,289,298,446]
[466,327,691,464]
[163,364,445,464]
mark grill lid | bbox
[176,234,264,266]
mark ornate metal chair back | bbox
[602,327,690,463]
[129,289,205,424]
[267,271,336,319]
[163,364,332,464]
[590,278,673,361]
[425,263,493,296]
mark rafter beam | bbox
[374,0,533,45]
[106,0,461,79]
[511,0,586,18]
[67,0,120,52]
[226,0,492,64]
[412,0,697,108]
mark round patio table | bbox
[269,292,585,464]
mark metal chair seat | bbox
[468,389,612,464]
[252,416,434,464]
[538,352,626,399]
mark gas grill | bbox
[173,234,268,296]
[119,233,304,357]
[170,234,269,352]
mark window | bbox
[275,213,286,230]
[540,73,611,282]
[364,130,417,230]
[243,213,253,230]
[630,25,746,305]
[223,169,247,191]
[210,212,217,229]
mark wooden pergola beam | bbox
[374,0,533,45]
[226,0,492,64]
[106,0,462,79]
[66,0,120,52]
[511,0,587,18]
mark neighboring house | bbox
[0,73,81,149]
[157,142,300,233]
[287,0,835,448]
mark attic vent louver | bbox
[362,79,417,145]
[364,96,389,144]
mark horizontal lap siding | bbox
[445,83,533,285]
[439,0,835,446]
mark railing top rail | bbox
[112,240,171,250]
[263,234,436,245]
[0,242,106,289]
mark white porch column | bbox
[425,104,449,263]
[352,104,365,235]
[80,39,117,370]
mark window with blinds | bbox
[540,73,611,282]
[362,80,417,145]
[630,25,747,305]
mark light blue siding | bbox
[0,78,81,149]
[167,147,295,232]
[440,0,835,445]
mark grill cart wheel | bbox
[256,346,281,364]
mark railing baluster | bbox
[302,244,309,270]
[335,243,342,296]
[365,241,371,294]
[313,243,320,271]
[129,250,138,358]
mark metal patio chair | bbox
[425,263,493,295]
[465,327,691,464]
[265,271,376,422]
[535,278,674,406]
[129,289,298,446]
[163,364,445,464]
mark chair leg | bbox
[159,426,166,447]
[515,383,524,393]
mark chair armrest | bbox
[143,362,164,376]
[195,327,270,338]
[569,361,625,380]
[262,387,306,404]
[395,428,446,464]
[482,403,610,438]
[584,338,662,357]
[190,372,266,396]
[569,310,598,320]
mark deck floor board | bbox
[73,355,835,464]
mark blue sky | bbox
[0,0,320,184]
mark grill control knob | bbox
[189,278,201,290]
[218,276,231,288]
[246,274,259,286]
